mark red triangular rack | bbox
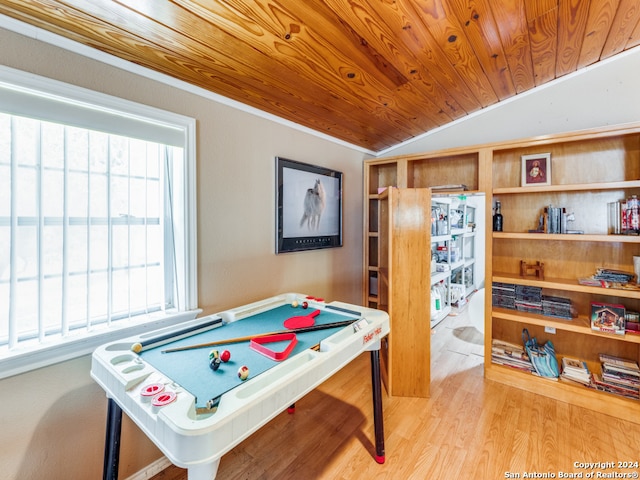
[250,332,297,361]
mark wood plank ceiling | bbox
[1,1,639,152]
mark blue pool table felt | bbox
[140,304,360,409]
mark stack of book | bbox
[542,295,573,320]
[492,282,516,309]
[593,268,635,283]
[592,354,640,400]
[515,285,542,314]
[491,338,534,373]
[560,357,591,386]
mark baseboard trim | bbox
[124,457,173,480]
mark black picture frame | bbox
[276,157,343,253]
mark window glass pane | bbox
[68,225,88,274]
[13,117,38,166]
[43,225,63,276]
[15,279,38,337]
[41,122,64,168]
[0,228,9,282]
[130,225,147,267]
[147,224,163,265]
[90,173,108,218]
[66,127,88,171]
[89,131,108,174]
[146,179,160,219]
[111,176,129,217]
[42,277,62,332]
[146,265,163,307]
[90,225,108,271]
[16,166,37,217]
[15,225,38,280]
[111,269,129,316]
[147,143,160,179]
[130,268,148,311]
[112,225,129,269]
[43,169,64,218]
[129,139,147,178]
[129,177,147,218]
[68,171,89,217]
[0,165,10,217]
[0,282,8,342]
[0,113,10,164]
[89,271,108,321]
[67,273,87,327]
[110,136,128,176]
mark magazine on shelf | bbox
[560,357,591,386]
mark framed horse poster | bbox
[275,157,343,253]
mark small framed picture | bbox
[521,153,551,187]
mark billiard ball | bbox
[238,365,249,381]
[209,357,221,371]
[302,301,308,309]
[220,350,231,362]
[209,350,221,371]
[131,342,143,353]
[291,300,299,308]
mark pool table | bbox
[91,293,390,479]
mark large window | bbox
[0,67,198,378]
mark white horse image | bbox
[300,179,326,230]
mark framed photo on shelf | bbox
[521,153,551,187]
[275,157,343,254]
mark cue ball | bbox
[238,365,249,381]
[220,350,231,362]
[131,342,143,353]
[291,300,299,308]
[302,301,308,309]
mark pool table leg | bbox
[370,350,385,464]
[187,460,220,480]
[103,397,123,480]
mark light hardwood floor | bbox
[150,303,640,480]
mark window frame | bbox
[0,66,199,379]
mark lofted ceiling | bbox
[1,1,639,152]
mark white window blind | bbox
[0,66,198,377]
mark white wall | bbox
[377,46,640,158]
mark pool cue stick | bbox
[161,318,358,353]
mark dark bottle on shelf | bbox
[493,201,503,232]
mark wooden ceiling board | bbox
[555,0,590,77]
[412,0,500,108]
[365,0,484,116]
[0,0,638,152]
[490,0,536,94]
[527,5,559,86]
[601,0,640,58]
[577,0,621,69]
[448,0,517,100]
